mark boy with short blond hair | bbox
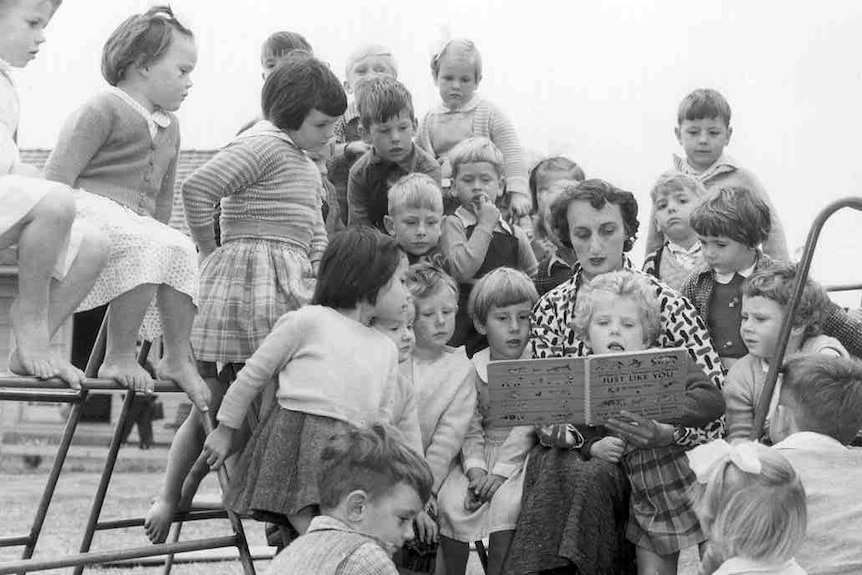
[264,424,434,575]
[645,88,788,261]
[439,137,537,353]
[384,173,448,270]
[347,77,441,232]
[642,171,708,290]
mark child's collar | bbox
[107,86,171,139]
[436,93,481,113]
[473,345,531,382]
[713,256,757,284]
[672,152,738,180]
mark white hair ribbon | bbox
[686,439,762,483]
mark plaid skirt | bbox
[622,446,705,555]
[74,190,198,340]
[224,406,352,523]
[191,238,315,362]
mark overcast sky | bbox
[12,0,862,303]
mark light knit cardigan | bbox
[45,91,180,224]
[416,95,528,197]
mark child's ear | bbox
[344,489,371,522]
[473,318,487,335]
[725,125,733,144]
[343,79,352,93]
[412,117,418,132]
[674,126,682,144]
[383,215,395,236]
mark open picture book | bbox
[486,347,689,428]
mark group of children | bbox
[1,2,861,575]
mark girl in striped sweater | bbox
[143,51,346,544]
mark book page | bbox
[587,348,688,424]
[486,357,587,427]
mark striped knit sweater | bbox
[181,121,327,263]
[417,95,528,197]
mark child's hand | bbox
[507,192,532,219]
[589,436,627,463]
[605,411,674,449]
[475,473,506,502]
[202,424,235,470]
[425,492,438,517]
[464,487,483,511]
[413,509,438,544]
[537,424,578,449]
[475,195,500,230]
[465,467,487,487]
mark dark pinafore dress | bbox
[450,223,520,357]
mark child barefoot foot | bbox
[99,358,154,393]
[156,358,211,412]
[8,348,84,389]
[144,497,178,544]
[8,301,58,380]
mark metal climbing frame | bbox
[750,196,862,440]
[0,320,256,575]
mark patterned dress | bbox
[503,258,725,574]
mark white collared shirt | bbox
[665,240,703,271]
[714,260,756,285]
[107,86,171,140]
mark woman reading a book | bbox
[502,180,725,575]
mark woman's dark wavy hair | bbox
[263,51,347,131]
[313,227,403,308]
[101,5,193,86]
[549,179,640,252]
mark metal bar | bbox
[20,399,87,567]
[751,197,862,440]
[0,535,239,575]
[200,413,256,575]
[0,537,30,548]
[83,319,108,379]
[0,377,180,393]
[825,283,862,293]
[72,389,136,575]
[0,390,82,403]
[160,521,183,575]
[95,509,227,531]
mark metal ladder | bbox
[0,317,256,575]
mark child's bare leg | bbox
[144,374,227,544]
[99,284,158,390]
[439,536,470,575]
[154,286,210,411]
[636,547,678,575]
[488,530,514,575]
[7,187,74,381]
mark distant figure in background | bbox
[645,88,788,261]
[418,38,531,219]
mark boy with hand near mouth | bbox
[439,137,537,354]
[347,76,441,232]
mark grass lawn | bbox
[0,462,271,575]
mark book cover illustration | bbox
[486,348,688,428]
